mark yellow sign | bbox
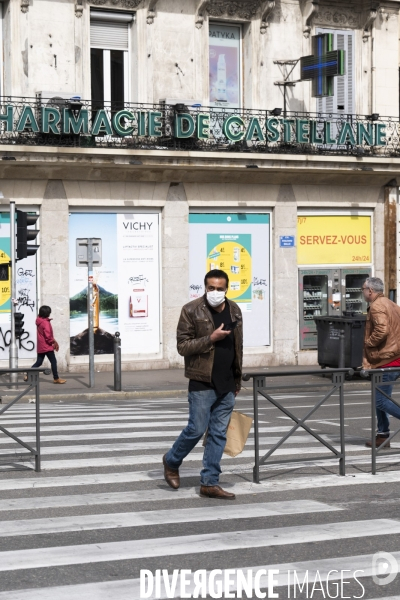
[0,251,10,312]
[297,215,371,265]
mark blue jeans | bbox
[376,371,400,435]
[165,389,235,486]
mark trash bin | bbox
[314,315,366,369]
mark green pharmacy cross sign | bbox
[300,33,345,97]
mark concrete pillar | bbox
[162,183,189,368]
[40,180,70,372]
[273,185,298,365]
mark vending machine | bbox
[299,268,371,349]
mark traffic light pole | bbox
[87,239,95,388]
[9,201,18,384]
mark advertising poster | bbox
[209,23,241,108]
[207,233,252,303]
[69,213,160,356]
[189,214,270,347]
[117,214,160,355]
[297,215,372,265]
[0,213,37,360]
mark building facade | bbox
[0,0,400,372]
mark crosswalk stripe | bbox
[0,444,368,470]
[0,519,397,572]
[0,421,194,432]
[6,408,176,413]
[0,414,188,425]
[0,500,339,537]
[0,436,322,454]
[0,426,292,443]
[0,484,324,511]
[1,451,400,491]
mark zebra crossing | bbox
[0,396,400,598]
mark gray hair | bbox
[365,277,384,293]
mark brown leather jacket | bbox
[177,296,243,391]
[364,293,400,368]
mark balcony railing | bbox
[0,97,398,157]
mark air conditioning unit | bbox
[37,91,83,112]
[37,91,82,104]
[36,92,84,137]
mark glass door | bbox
[299,270,329,349]
[303,274,329,320]
[343,270,370,315]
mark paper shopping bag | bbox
[202,410,253,458]
[224,410,253,457]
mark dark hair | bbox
[38,305,51,318]
[204,269,229,288]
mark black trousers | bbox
[32,351,59,380]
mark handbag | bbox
[203,410,253,458]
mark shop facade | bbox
[0,0,398,371]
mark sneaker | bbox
[53,378,66,384]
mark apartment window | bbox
[90,10,133,111]
[316,28,355,115]
[209,23,241,109]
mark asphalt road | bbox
[0,381,400,599]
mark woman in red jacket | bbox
[30,305,66,384]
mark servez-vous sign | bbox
[0,105,388,146]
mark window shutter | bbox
[90,11,133,50]
[316,28,355,115]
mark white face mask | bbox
[207,290,226,307]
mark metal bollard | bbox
[114,332,122,391]
[338,329,345,369]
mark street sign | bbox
[76,238,102,267]
[75,238,103,389]
[280,236,295,248]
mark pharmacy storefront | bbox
[0,99,393,370]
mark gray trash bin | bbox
[314,314,366,369]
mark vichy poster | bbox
[69,213,160,356]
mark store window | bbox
[69,212,161,357]
[209,23,241,109]
[316,28,355,115]
[297,213,372,350]
[90,11,133,111]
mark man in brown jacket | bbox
[163,269,243,499]
[363,277,400,447]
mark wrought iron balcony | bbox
[0,96,398,158]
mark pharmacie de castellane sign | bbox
[0,104,388,147]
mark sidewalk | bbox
[0,365,369,402]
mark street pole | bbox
[87,238,95,388]
[9,201,17,384]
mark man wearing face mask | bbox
[163,269,243,499]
